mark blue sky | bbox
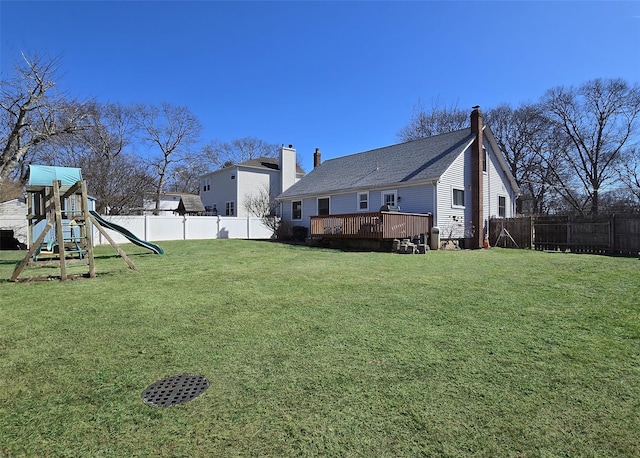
[1,1,639,172]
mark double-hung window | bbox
[498,196,506,218]
[225,201,235,216]
[317,197,330,216]
[452,188,465,208]
[292,201,302,220]
[358,192,369,211]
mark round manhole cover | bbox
[141,374,209,407]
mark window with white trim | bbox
[498,195,506,217]
[381,190,397,208]
[357,192,369,211]
[292,201,302,220]
[483,147,488,173]
[452,188,465,208]
[225,201,235,216]
[317,197,330,216]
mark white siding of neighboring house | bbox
[237,167,278,218]
[0,199,28,245]
[200,168,239,216]
[143,193,182,213]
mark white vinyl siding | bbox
[438,146,471,238]
[483,139,516,219]
[237,168,278,218]
[199,168,238,216]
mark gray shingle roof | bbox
[237,157,306,174]
[177,195,206,214]
[278,128,474,199]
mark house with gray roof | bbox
[277,107,519,248]
[199,147,305,217]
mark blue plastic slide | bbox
[89,211,164,255]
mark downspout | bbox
[433,180,439,227]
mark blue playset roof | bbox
[27,165,83,187]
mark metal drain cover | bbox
[141,374,209,407]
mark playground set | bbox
[10,165,162,282]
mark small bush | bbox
[275,220,292,240]
[292,225,308,242]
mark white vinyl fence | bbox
[92,215,274,246]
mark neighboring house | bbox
[199,146,305,217]
[143,192,197,215]
[176,195,206,216]
[277,107,519,248]
[0,198,28,249]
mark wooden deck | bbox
[310,211,432,240]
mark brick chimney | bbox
[314,148,322,168]
[470,106,484,249]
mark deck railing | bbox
[310,211,432,240]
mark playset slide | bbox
[89,211,164,255]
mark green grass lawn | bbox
[1,240,639,457]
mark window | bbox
[483,147,488,173]
[230,174,236,180]
[202,178,211,192]
[358,192,369,211]
[452,188,465,207]
[498,196,506,217]
[225,201,235,216]
[317,197,330,216]
[292,201,302,220]
[381,190,397,208]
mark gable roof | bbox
[202,157,305,177]
[278,128,475,199]
[177,195,206,214]
[237,157,281,171]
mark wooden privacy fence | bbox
[489,215,640,255]
[310,211,432,240]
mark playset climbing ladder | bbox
[11,165,136,281]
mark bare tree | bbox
[618,147,640,203]
[397,98,469,142]
[486,103,565,214]
[206,136,280,168]
[0,52,89,185]
[542,78,640,215]
[33,102,154,214]
[243,184,280,235]
[0,179,23,202]
[81,152,155,214]
[165,159,210,194]
[134,102,203,214]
